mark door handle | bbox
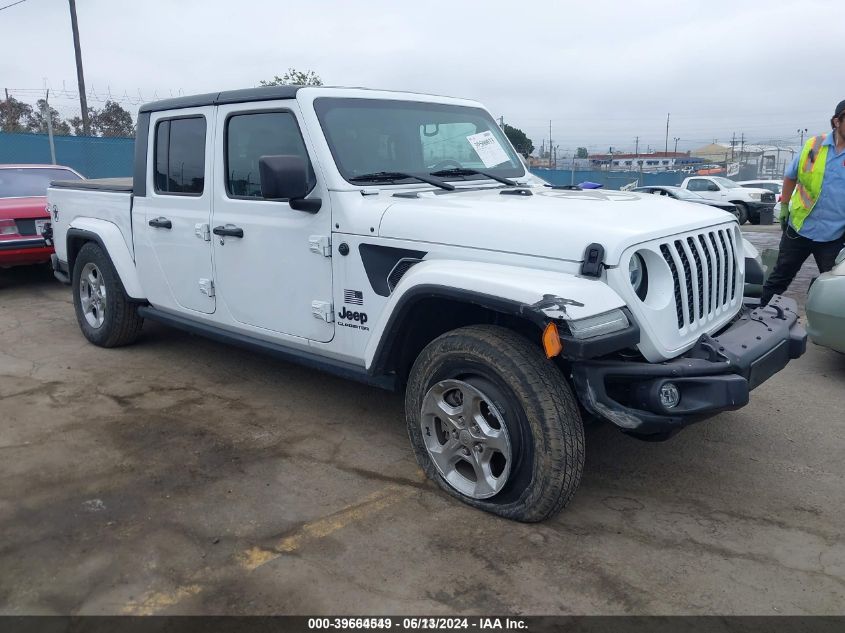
[148,217,172,229]
[212,225,244,238]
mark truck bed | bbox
[48,179,135,269]
[51,177,133,193]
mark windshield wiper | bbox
[348,171,455,191]
[429,167,518,187]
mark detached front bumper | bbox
[572,295,806,437]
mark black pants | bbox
[760,226,845,305]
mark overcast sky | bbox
[1,0,839,154]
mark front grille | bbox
[660,227,739,331]
[761,192,775,203]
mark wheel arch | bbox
[66,220,145,299]
[365,259,628,383]
[368,286,546,384]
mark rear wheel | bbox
[405,325,585,522]
[72,242,143,347]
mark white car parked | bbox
[737,179,784,202]
[681,176,777,225]
[46,86,806,521]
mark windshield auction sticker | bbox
[466,131,510,168]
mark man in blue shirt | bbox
[761,99,845,306]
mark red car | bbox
[0,164,84,268]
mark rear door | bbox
[210,102,333,342]
[134,108,216,314]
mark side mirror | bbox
[258,155,321,213]
[707,183,720,191]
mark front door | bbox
[133,108,216,314]
[210,102,333,342]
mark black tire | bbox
[72,242,143,347]
[732,202,749,225]
[405,325,585,522]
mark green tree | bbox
[0,96,34,133]
[94,100,134,137]
[260,68,323,87]
[68,100,134,137]
[27,99,71,136]
[575,147,588,159]
[68,109,96,136]
[502,123,534,156]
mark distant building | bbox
[692,143,798,179]
[587,151,701,171]
[691,143,732,164]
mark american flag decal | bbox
[344,289,364,305]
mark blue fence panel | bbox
[0,132,135,179]
[530,168,685,190]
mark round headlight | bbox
[629,253,647,299]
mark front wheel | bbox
[732,202,749,225]
[405,325,585,522]
[72,242,143,347]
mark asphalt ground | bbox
[1,225,843,615]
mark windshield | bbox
[667,187,704,200]
[0,167,81,198]
[711,176,740,189]
[314,98,525,184]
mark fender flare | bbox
[66,219,145,299]
[364,259,628,372]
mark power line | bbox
[0,0,29,12]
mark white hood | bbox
[378,188,737,265]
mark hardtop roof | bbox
[138,85,475,115]
[138,86,302,114]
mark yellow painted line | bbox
[121,484,417,614]
[122,584,202,615]
[240,485,414,571]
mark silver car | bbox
[806,248,845,353]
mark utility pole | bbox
[548,120,552,168]
[673,137,680,154]
[740,132,745,165]
[42,89,57,165]
[664,113,670,155]
[498,116,504,129]
[798,128,807,146]
[68,0,90,136]
[731,132,736,162]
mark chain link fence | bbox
[0,90,138,179]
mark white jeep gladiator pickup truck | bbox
[47,86,806,522]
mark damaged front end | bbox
[570,296,807,439]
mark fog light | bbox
[659,382,680,409]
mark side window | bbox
[226,111,314,198]
[687,179,704,191]
[154,117,206,195]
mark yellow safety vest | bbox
[787,134,829,231]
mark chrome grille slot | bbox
[661,244,684,328]
[686,237,704,320]
[718,230,730,304]
[674,240,695,326]
[726,230,738,300]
